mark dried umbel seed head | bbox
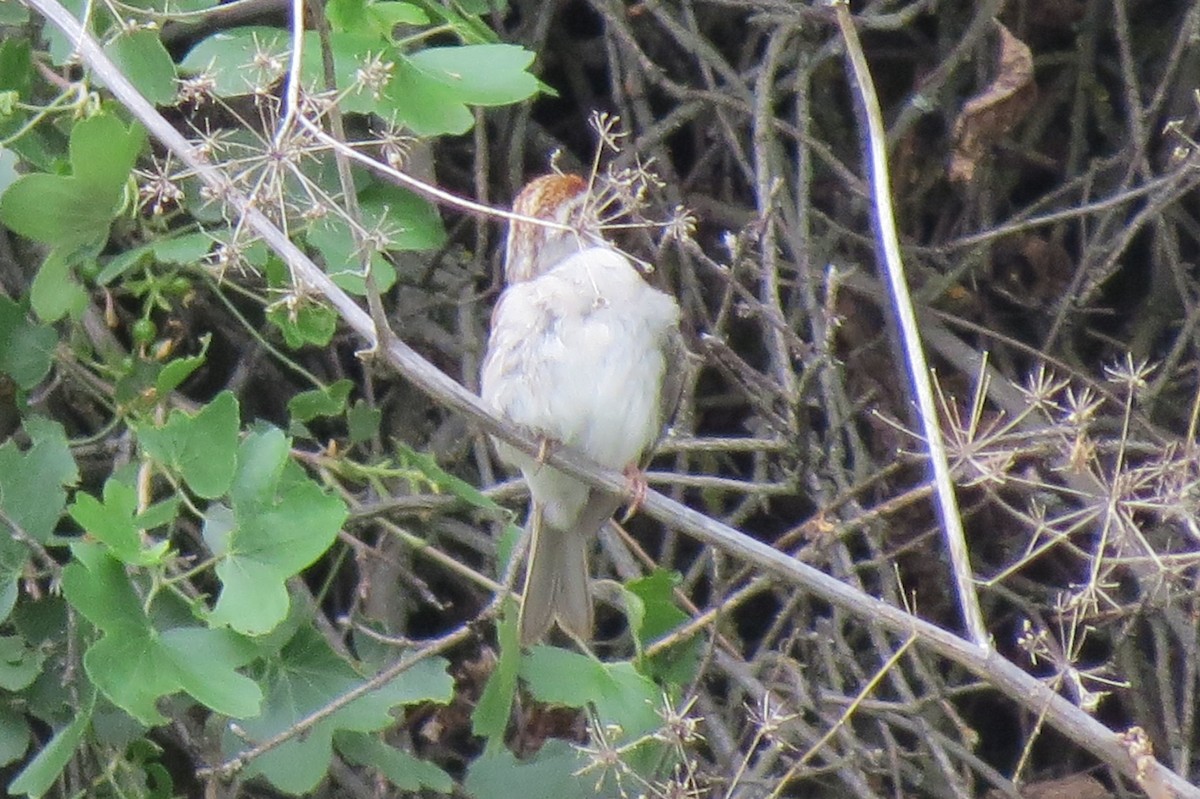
[503,173,594,284]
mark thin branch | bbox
[833,2,988,649]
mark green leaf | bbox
[625,570,701,684]
[336,731,452,792]
[61,541,150,633]
[7,690,93,798]
[207,428,347,635]
[520,649,670,780]
[68,479,172,566]
[0,115,141,247]
[0,114,142,251]
[0,148,19,197]
[0,296,55,389]
[80,633,179,725]
[464,741,591,799]
[407,45,538,106]
[266,300,339,348]
[372,44,537,135]
[0,705,30,767]
[229,625,452,794]
[288,379,353,422]
[521,648,661,741]
[326,0,371,32]
[155,337,209,395]
[149,231,214,264]
[179,27,290,96]
[158,627,263,718]
[415,0,500,40]
[0,417,78,543]
[0,636,44,691]
[346,400,382,444]
[97,231,213,285]
[138,391,239,498]
[495,519,523,577]
[379,59,472,135]
[70,114,145,195]
[0,3,29,24]
[103,30,177,106]
[358,182,447,251]
[471,597,520,745]
[136,496,181,531]
[327,0,428,36]
[0,535,26,624]
[185,28,536,134]
[303,210,397,295]
[370,2,429,35]
[0,176,116,247]
[30,247,89,322]
[0,38,33,95]
[62,544,262,725]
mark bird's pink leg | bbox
[618,463,649,523]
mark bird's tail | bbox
[518,507,592,646]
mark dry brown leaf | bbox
[985,774,1111,799]
[949,22,1037,183]
[990,234,1074,308]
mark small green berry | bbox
[132,318,157,345]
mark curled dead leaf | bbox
[950,22,1037,183]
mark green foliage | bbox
[337,730,454,792]
[465,741,593,799]
[0,297,55,389]
[288,379,354,422]
[624,570,703,684]
[0,113,143,321]
[68,480,174,566]
[102,30,177,106]
[0,4,706,798]
[8,691,94,798]
[470,615,696,796]
[62,542,263,725]
[137,391,239,499]
[226,625,453,793]
[180,25,536,137]
[521,648,662,746]
[0,418,78,545]
[0,114,141,248]
[205,428,348,635]
[472,598,521,744]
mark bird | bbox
[480,173,683,646]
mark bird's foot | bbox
[535,436,559,466]
[618,463,649,523]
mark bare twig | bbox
[833,2,988,649]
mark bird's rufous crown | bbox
[503,173,590,284]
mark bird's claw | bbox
[535,436,559,466]
[618,463,649,523]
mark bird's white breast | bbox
[481,246,679,482]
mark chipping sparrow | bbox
[481,173,683,645]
